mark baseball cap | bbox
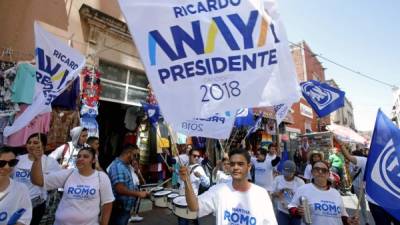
[282,160,296,176]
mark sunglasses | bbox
[0,159,19,168]
[312,167,329,174]
[191,154,200,158]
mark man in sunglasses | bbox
[177,149,210,225]
[0,147,32,225]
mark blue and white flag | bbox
[365,109,400,220]
[245,113,263,139]
[234,108,255,127]
[300,80,345,118]
[4,22,85,137]
[170,111,235,139]
[118,0,301,129]
[274,103,291,126]
[142,102,161,126]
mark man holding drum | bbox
[179,148,277,225]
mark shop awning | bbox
[326,123,367,145]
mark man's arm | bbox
[340,143,357,165]
[179,166,199,211]
[114,183,149,198]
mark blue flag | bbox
[245,113,263,139]
[277,143,290,172]
[234,108,255,127]
[365,109,400,220]
[300,80,345,117]
[142,102,160,126]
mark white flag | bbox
[118,0,300,129]
[171,111,235,139]
[274,103,291,126]
[3,22,85,137]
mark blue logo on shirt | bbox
[313,200,341,217]
[66,185,96,199]
[224,207,256,225]
[0,212,7,222]
[15,169,31,179]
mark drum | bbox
[150,187,164,201]
[153,190,172,208]
[167,193,180,210]
[172,196,198,220]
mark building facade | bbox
[286,41,331,135]
[326,79,355,130]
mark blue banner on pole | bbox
[234,108,255,127]
[365,109,400,221]
[142,102,160,127]
[245,113,263,139]
[300,80,345,117]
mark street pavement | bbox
[129,194,375,225]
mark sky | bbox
[277,0,400,131]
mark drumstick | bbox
[156,177,172,188]
[159,153,172,170]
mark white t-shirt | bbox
[198,182,277,225]
[49,142,81,169]
[129,166,140,188]
[13,154,60,200]
[44,169,115,225]
[303,164,312,180]
[0,179,32,225]
[216,171,232,184]
[272,175,305,214]
[179,164,210,196]
[289,183,348,225]
[251,157,274,192]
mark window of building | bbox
[99,60,149,106]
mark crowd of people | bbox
[1,125,400,225]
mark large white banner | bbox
[118,0,300,127]
[3,22,85,137]
[171,111,235,139]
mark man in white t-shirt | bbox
[179,148,277,225]
[251,146,281,192]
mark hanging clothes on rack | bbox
[51,77,80,110]
[11,62,36,104]
[80,104,99,137]
[6,104,51,147]
[46,107,80,151]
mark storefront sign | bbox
[118,0,301,132]
[300,103,313,119]
[4,22,85,137]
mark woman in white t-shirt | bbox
[12,133,61,225]
[31,147,115,225]
[271,160,304,225]
[0,147,32,225]
[288,161,358,225]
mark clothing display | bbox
[124,107,138,131]
[0,115,12,146]
[6,104,51,147]
[11,62,36,104]
[52,77,80,110]
[46,108,80,151]
[80,104,99,137]
[0,66,19,116]
[197,182,277,225]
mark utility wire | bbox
[289,41,397,89]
